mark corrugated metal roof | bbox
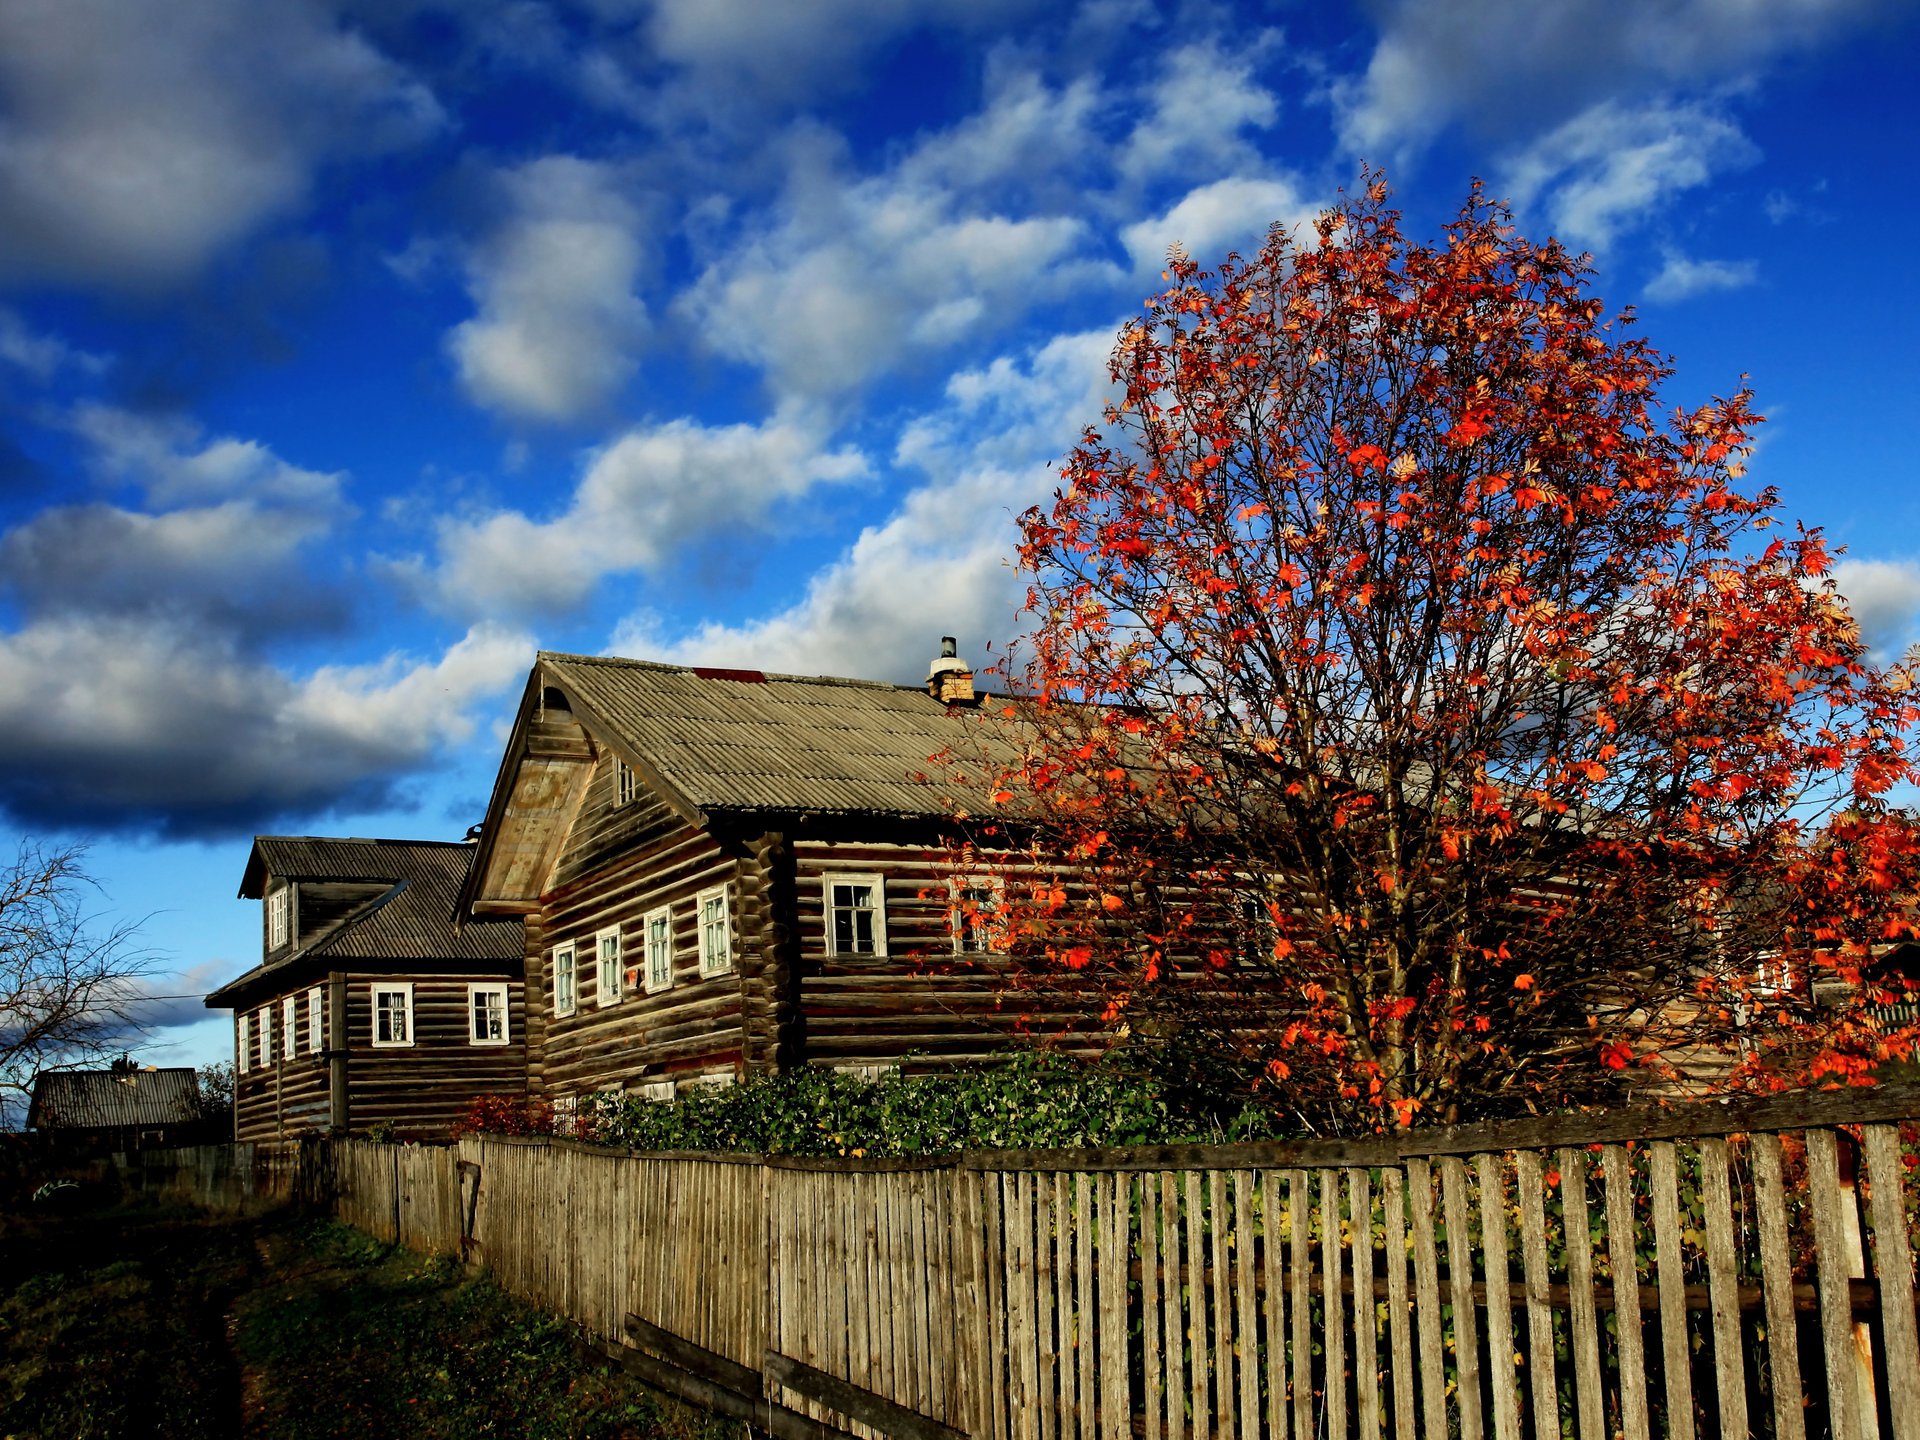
[28,1068,201,1130]
[540,653,1020,819]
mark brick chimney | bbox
[927,636,978,706]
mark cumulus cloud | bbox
[613,326,1114,682]
[0,0,442,289]
[1120,176,1316,273]
[1501,99,1759,254]
[680,121,1100,402]
[0,617,528,836]
[1335,0,1884,161]
[422,411,869,619]
[447,156,651,424]
[1833,558,1920,660]
[1642,250,1760,303]
[1118,36,1282,185]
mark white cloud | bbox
[423,412,869,619]
[67,403,343,509]
[0,308,108,381]
[1335,0,1883,161]
[1501,99,1759,253]
[448,156,650,424]
[680,122,1099,402]
[1119,37,1281,185]
[1833,558,1920,660]
[0,0,442,289]
[1643,250,1760,303]
[1120,176,1316,273]
[615,326,1115,682]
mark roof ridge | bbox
[541,650,910,693]
[255,835,473,849]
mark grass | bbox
[0,1193,736,1440]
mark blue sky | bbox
[1,0,1917,1078]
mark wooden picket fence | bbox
[139,1085,1920,1440]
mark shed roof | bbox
[539,652,1014,820]
[27,1068,201,1130]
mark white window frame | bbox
[468,982,510,1046]
[237,1013,250,1074]
[307,987,324,1055]
[637,1079,675,1102]
[371,982,415,1048]
[697,885,734,977]
[281,996,297,1060]
[553,940,577,1018]
[643,904,675,994]
[268,886,290,949]
[596,925,624,1007]
[615,756,639,806]
[824,873,888,958]
[950,873,1009,955]
[256,1007,272,1069]
[552,1093,579,1138]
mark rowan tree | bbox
[971,177,1920,1130]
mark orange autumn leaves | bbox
[972,174,1920,1133]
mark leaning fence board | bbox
[1864,1124,1920,1440]
[1808,1127,1865,1440]
[1406,1158,1448,1440]
[1649,1140,1696,1440]
[1439,1157,1484,1440]
[1603,1144,1652,1440]
[1211,1170,1236,1440]
[1512,1151,1562,1440]
[1474,1152,1520,1440]
[1380,1166,1416,1440]
[1348,1168,1380,1440]
[1260,1169,1288,1440]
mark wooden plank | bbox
[1808,1127,1865,1440]
[1099,1172,1129,1440]
[964,1173,999,1440]
[1056,1173,1078,1440]
[1380,1166,1416,1440]
[1649,1141,1696,1440]
[1187,1171,1209,1435]
[607,1339,858,1440]
[908,1174,934,1422]
[766,1351,969,1440]
[1474,1153,1520,1440]
[1348,1168,1381,1440]
[1212,1171,1237,1440]
[1078,1171,1097,1440]
[1751,1133,1807,1440]
[1322,1168,1347,1440]
[1012,1172,1037,1440]
[1406,1159,1447,1440]
[1864,1125,1920,1440]
[1288,1171,1312,1440]
[1439,1157,1483,1440]
[1161,1172,1185,1440]
[1260,1170,1288,1440]
[1602,1144,1652,1440]
[1558,1147,1606,1440]
[1037,1172,1057,1440]
[1695,1137,1747,1440]
[1140,1169,1162,1440]
[1233,1172,1259,1436]
[1512,1151,1561,1440]
[627,1312,762,1396]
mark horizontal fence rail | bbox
[130,1083,1920,1440]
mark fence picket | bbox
[1140,1168,1163,1440]
[1649,1140,1696,1440]
[1406,1158,1448,1440]
[1380,1166,1416,1440]
[1512,1151,1561,1440]
[1288,1169,1312,1440]
[1348,1168,1380,1440]
[1261,1169,1289,1440]
[1474,1152,1520,1440]
[1808,1127,1866,1440]
[1439,1156,1484,1440]
[1212,1171,1236,1440]
[1602,1143,1652,1440]
[1864,1124,1920,1440]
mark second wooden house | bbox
[208,836,527,1141]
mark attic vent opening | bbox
[691,667,767,684]
[540,686,572,715]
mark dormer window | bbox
[268,887,290,950]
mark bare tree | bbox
[0,841,155,1119]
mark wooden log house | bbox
[206,836,526,1141]
[455,646,1103,1119]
